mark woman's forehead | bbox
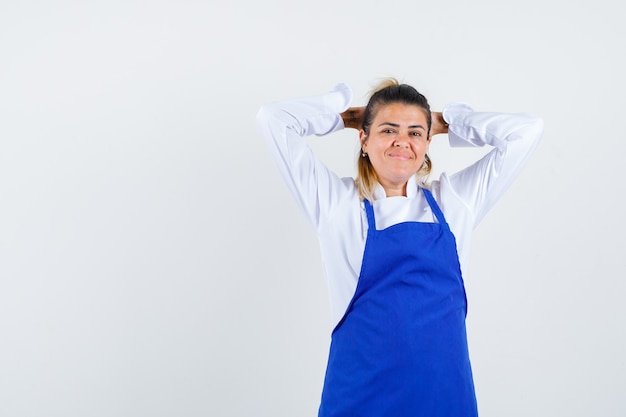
[373,103,428,125]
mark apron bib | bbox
[319,188,478,417]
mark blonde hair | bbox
[355,78,433,201]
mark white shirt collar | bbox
[372,175,418,200]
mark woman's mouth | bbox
[388,151,413,160]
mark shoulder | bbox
[319,177,362,226]
[428,174,473,215]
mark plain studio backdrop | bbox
[1,1,624,416]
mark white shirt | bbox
[256,83,544,327]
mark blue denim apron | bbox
[318,188,478,416]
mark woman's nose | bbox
[394,136,409,147]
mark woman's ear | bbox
[359,130,367,152]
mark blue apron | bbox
[318,188,478,417]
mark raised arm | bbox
[256,84,354,229]
[442,103,544,226]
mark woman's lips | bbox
[388,151,413,160]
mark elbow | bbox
[516,113,544,146]
[528,114,544,132]
[256,104,273,130]
[256,102,294,131]
[256,104,283,147]
[255,103,282,139]
[527,115,544,145]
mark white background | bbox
[1,1,624,416]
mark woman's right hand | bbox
[341,107,365,130]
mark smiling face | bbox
[360,103,431,197]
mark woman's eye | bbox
[411,132,422,137]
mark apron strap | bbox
[422,188,451,232]
[363,199,376,233]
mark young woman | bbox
[256,79,543,416]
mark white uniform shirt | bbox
[256,83,543,327]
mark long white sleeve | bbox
[256,83,354,229]
[442,103,544,226]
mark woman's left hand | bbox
[430,112,449,137]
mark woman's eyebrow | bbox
[378,122,426,130]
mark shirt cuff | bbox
[315,83,353,135]
[442,102,482,148]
